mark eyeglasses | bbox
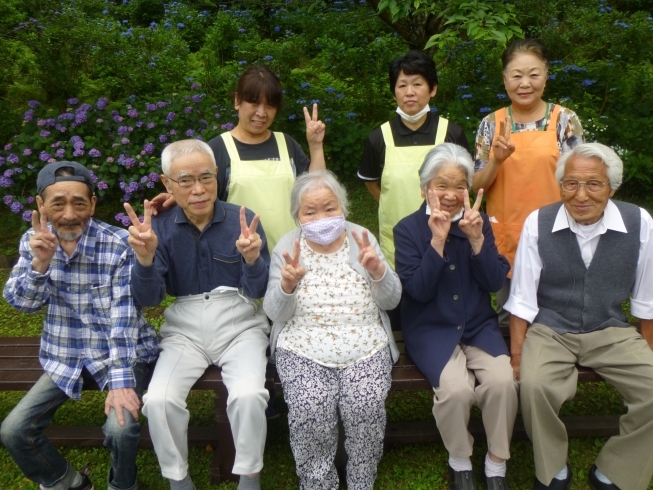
[560,179,609,193]
[167,173,217,188]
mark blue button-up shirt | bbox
[3,218,159,399]
[131,200,270,306]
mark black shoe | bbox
[70,468,94,490]
[588,465,620,490]
[485,474,509,490]
[533,464,572,490]
[449,466,478,490]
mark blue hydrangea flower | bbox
[263,55,273,61]
[461,94,473,99]
[346,112,356,118]
[548,74,557,80]
[479,107,491,113]
[496,94,507,99]
[325,87,336,93]
[288,114,296,120]
[581,79,596,87]
[238,60,248,65]
[301,82,310,88]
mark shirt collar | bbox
[173,200,225,226]
[552,199,627,235]
[394,112,434,136]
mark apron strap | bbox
[435,117,449,145]
[220,132,240,162]
[273,132,290,161]
[380,122,395,148]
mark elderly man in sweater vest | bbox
[505,142,653,490]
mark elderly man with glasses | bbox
[125,139,271,490]
[506,142,653,490]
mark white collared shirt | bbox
[505,200,653,322]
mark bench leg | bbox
[211,387,238,485]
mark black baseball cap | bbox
[36,161,95,196]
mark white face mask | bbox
[300,216,346,246]
[396,104,431,124]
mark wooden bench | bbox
[0,327,626,484]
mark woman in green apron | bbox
[152,65,326,253]
[358,50,469,269]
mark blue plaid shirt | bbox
[3,218,159,399]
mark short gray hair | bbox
[290,170,349,223]
[556,142,623,190]
[161,139,216,176]
[418,143,474,192]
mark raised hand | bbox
[427,189,451,257]
[149,192,176,216]
[352,229,386,280]
[124,200,158,266]
[236,206,262,265]
[280,238,306,294]
[492,116,516,164]
[304,103,326,146]
[29,206,58,273]
[458,189,485,254]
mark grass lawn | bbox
[0,182,650,489]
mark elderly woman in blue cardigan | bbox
[393,143,518,490]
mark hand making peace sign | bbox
[304,103,326,146]
[29,206,58,273]
[427,189,451,258]
[124,200,158,266]
[352,229,386,281]
[458,189,485,255]
[280,238,306,294]
[492,116,516,164]
[236,206,263,265]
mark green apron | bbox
[221,131,296,253]
[378,117,449,268]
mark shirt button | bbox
[449,264,456,270]
[204,294,209,300]
[457,325,462,331]
[67,287,71,291]
[413,140,418,145]
[453,295,459,300]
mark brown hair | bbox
[501,38,550,71]
[235,66,283,109]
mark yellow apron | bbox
[221,131,296,253]
[378,117,449,268]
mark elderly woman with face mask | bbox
[263,170,401,490]
[394,144,518,490]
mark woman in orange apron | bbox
[472,39,584,329]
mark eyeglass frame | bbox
[559,178,610,193]
[166,172,218,188]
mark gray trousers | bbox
[520,324,653,490]
[276,347,392,490]
[143,290,270,480]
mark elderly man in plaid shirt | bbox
[1,161,158,490]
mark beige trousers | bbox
[520,323,653,490]
[432,344,518,460]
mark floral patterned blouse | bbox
[276,235,388,368]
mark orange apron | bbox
[486,104,561,277]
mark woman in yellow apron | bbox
[152,66,326,253]
[358,50,469,269]
[472,39,584,328]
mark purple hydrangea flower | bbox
[143,143,155,154]
[113,114,123,123]
[23,148,33,156]
[191,95,201,103]
[67,98,79,105]
[75,113,87,124]
[166,112,176,121]
[147,103,157,111]
[40,130,50,138]
[191,83,200,89]
[136,121,143,128]
[149,172,159,182]
[220,122,235,131]
[156,101,167,108]
[10,202,23,213]
[7,154,19,164]
[78,104,92,113]
[128,109,139,118]
[4,144,11,151]
[140,175,149,183]
[73,149,84,157]
[55,124,67,132]
[3,195,13,205]
[0,176,14,187]
[55,149,65,158]
[125,158,136,168]
[27,196,35,204]
[147,122,156,129]
[96,97,109,109]
[24,110,34,122]
[159,134,167,143]
[58,113,75,121]
[98,181,109,190]
[146,181,155,188]
[121,137,130,145]
[185,106,192,114]
[28,100,40,108]
[22,210,33,222]
[186,129,195,137]
[89,148,101,157]
[37,119,47,127]
[114,212,131,227]
[117,126,129,136]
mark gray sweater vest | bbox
[533,200,641,334]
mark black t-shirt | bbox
[357,113,470,181]
[207,132,311,202]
